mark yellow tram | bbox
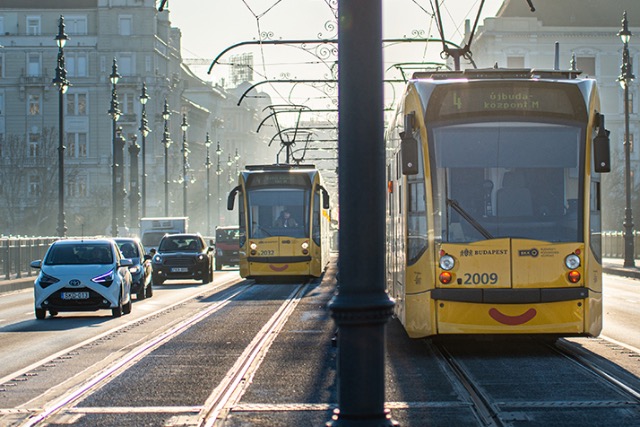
[227,164,331,280]
[386,68,611,338]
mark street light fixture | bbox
[108,58,121,237]
[139,83,151,218]
[618,11,636,267]
[181,113,189,217]
[205,133,213,235]
[215,140,223,224]
[53,15,69,238]
[161,99,172,216]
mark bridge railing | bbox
[0,237,58,281]
[601,231,640,259]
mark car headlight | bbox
[38,272,60,288]
[153,254,162,264]
[92,269,115,287]
[198,254,206,262]
[129,265,141,274]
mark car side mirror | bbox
[120,259,133,267]
[30,260,42,269]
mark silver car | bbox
[31,239,133,319]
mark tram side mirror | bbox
[227,186,240,210]
[593,115,611,173]
[321,186,330,209]
[400,131,419,175]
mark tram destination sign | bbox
[430,82,587,120]
[247,172,310,188]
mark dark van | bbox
[214,226,240,270]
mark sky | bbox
[166,0,505,93]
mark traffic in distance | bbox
[28,223,240,320]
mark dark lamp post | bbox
[215,141,223,225]
[53,15,69,238]
[139,83,151,218]
[618,10,636,268]
[109,58,121,236]
[162,99,172,216]
[205,133,213,235]
[181,113,189,217]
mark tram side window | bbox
[312,189,321,246]
[406,141,427,264]
[590,179,602,262]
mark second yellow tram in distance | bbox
[386,68,611,338]
[227,164,331,280]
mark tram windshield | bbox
[246,188,310,239]
[433,122,583,243]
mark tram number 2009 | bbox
[463,273,498,285]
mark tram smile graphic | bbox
[488,308,537,325]
[269,264,289,272]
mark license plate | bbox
[61,291,90,300]
[171,267,189,273]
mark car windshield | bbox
[116,241,140,258]
[216,229,239,243]
[45,243,114,265]
[158,236,202,252]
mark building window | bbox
[65,16,88,35]
[122,93,134,114]
[0,53,4,78]
[27,53,41,76]
[119,16,132,36]
[0,92,4,115]
[576,56,596,77]
[26,16,41,36]
[28,131,40,157]
[630,133,635,154]
[66,132,88,158]
[118,54,133,76]
[0,17,4,35]
[28,94,41,115]
[66,53,88,77]
[66,92,87,116]
[29,175,41,196]
[68,175,87,198]
[507,56,525,68]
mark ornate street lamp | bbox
[139,83,151,218]
[161,99,172,216]
[181,113,189,217]
[108,58,121,237]
[205,133,213,235]
[53,15,69,238]
[618,11,636,267]
[215,140,223,224]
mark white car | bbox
[31,238,133,319]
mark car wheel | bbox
[145,283,153,298]
[152,275,164,286]
[35,308,46,320]
[112,295,123,317]
[215,261,222,270]
[123,297,132,315]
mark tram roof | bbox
[412,68,584,81]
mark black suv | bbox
[151,233,214,285]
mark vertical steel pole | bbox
[328,1,396,426]
[623,62,635,267]
[57,84,66,237]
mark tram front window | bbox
[247,188,309,238]
[433,122,583,243]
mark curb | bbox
[0,277,35,294]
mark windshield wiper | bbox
[447,198,494,240]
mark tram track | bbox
[6,281,308,427]
[428,336,640,426]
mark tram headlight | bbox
[301,241,309,255]
[439,254,455,271]
[439,271,452,284]
[565,254,581,269]
[250,242,257,256]
[568,270,581,283]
